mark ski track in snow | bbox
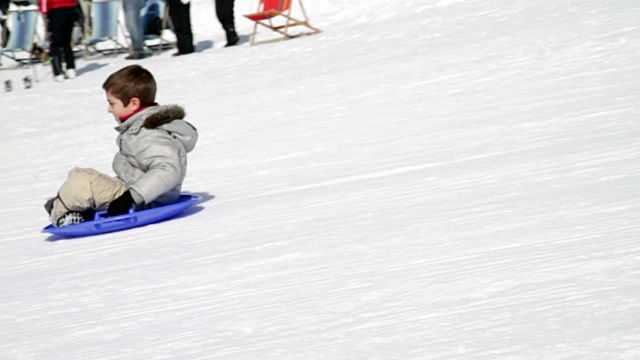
[1,0,640,358]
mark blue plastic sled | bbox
[42,194,201,238]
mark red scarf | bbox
[120,104,158,123]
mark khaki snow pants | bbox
[49,167,128,225]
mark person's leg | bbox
[50,167,127,226]
[49,46,64,77]
[58,7,77,72]
[74,2,84,37]
[47,9,65,77]
[215,0,234,30]
[122,0,146,52]
[215,0,238,46]
[168,0,194,54]
[0,0,10,47]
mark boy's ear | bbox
[128,97,141,109]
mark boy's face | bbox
[106,91,140,124]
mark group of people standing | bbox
[32,0,238,80]
[125,0,238,60]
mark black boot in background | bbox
[224,27,239,47]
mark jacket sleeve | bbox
[128,135,183,204]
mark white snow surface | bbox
[1,0,640,358]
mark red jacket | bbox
[39,0,78,15]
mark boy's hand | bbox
[108,190,134,216]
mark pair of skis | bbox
[4,76,33,92]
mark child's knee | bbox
[68,167,98,179]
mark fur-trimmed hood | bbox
[143,105,186,129]
[116,104,198,153]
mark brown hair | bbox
[102,65,157,106]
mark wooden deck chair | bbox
[0,8,39,80]
[141,0,173,54]
[82,0,126,57]
[244,0,321,46]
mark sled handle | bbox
[93,210,138,231]
[94,216,138,231]
[94,207,136,220]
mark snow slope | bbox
[1,0,639,358]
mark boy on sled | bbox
[45,65,198,227]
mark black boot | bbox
[56,209,96,227]
[175,33,195,55]
[224,28,239,47]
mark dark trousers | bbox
[168,0,194,54]
[0,0,10,47]
[215,0,235,31]
[48,6,78,75]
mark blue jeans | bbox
[123,0,146,51]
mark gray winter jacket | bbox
[112,104,198,207]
